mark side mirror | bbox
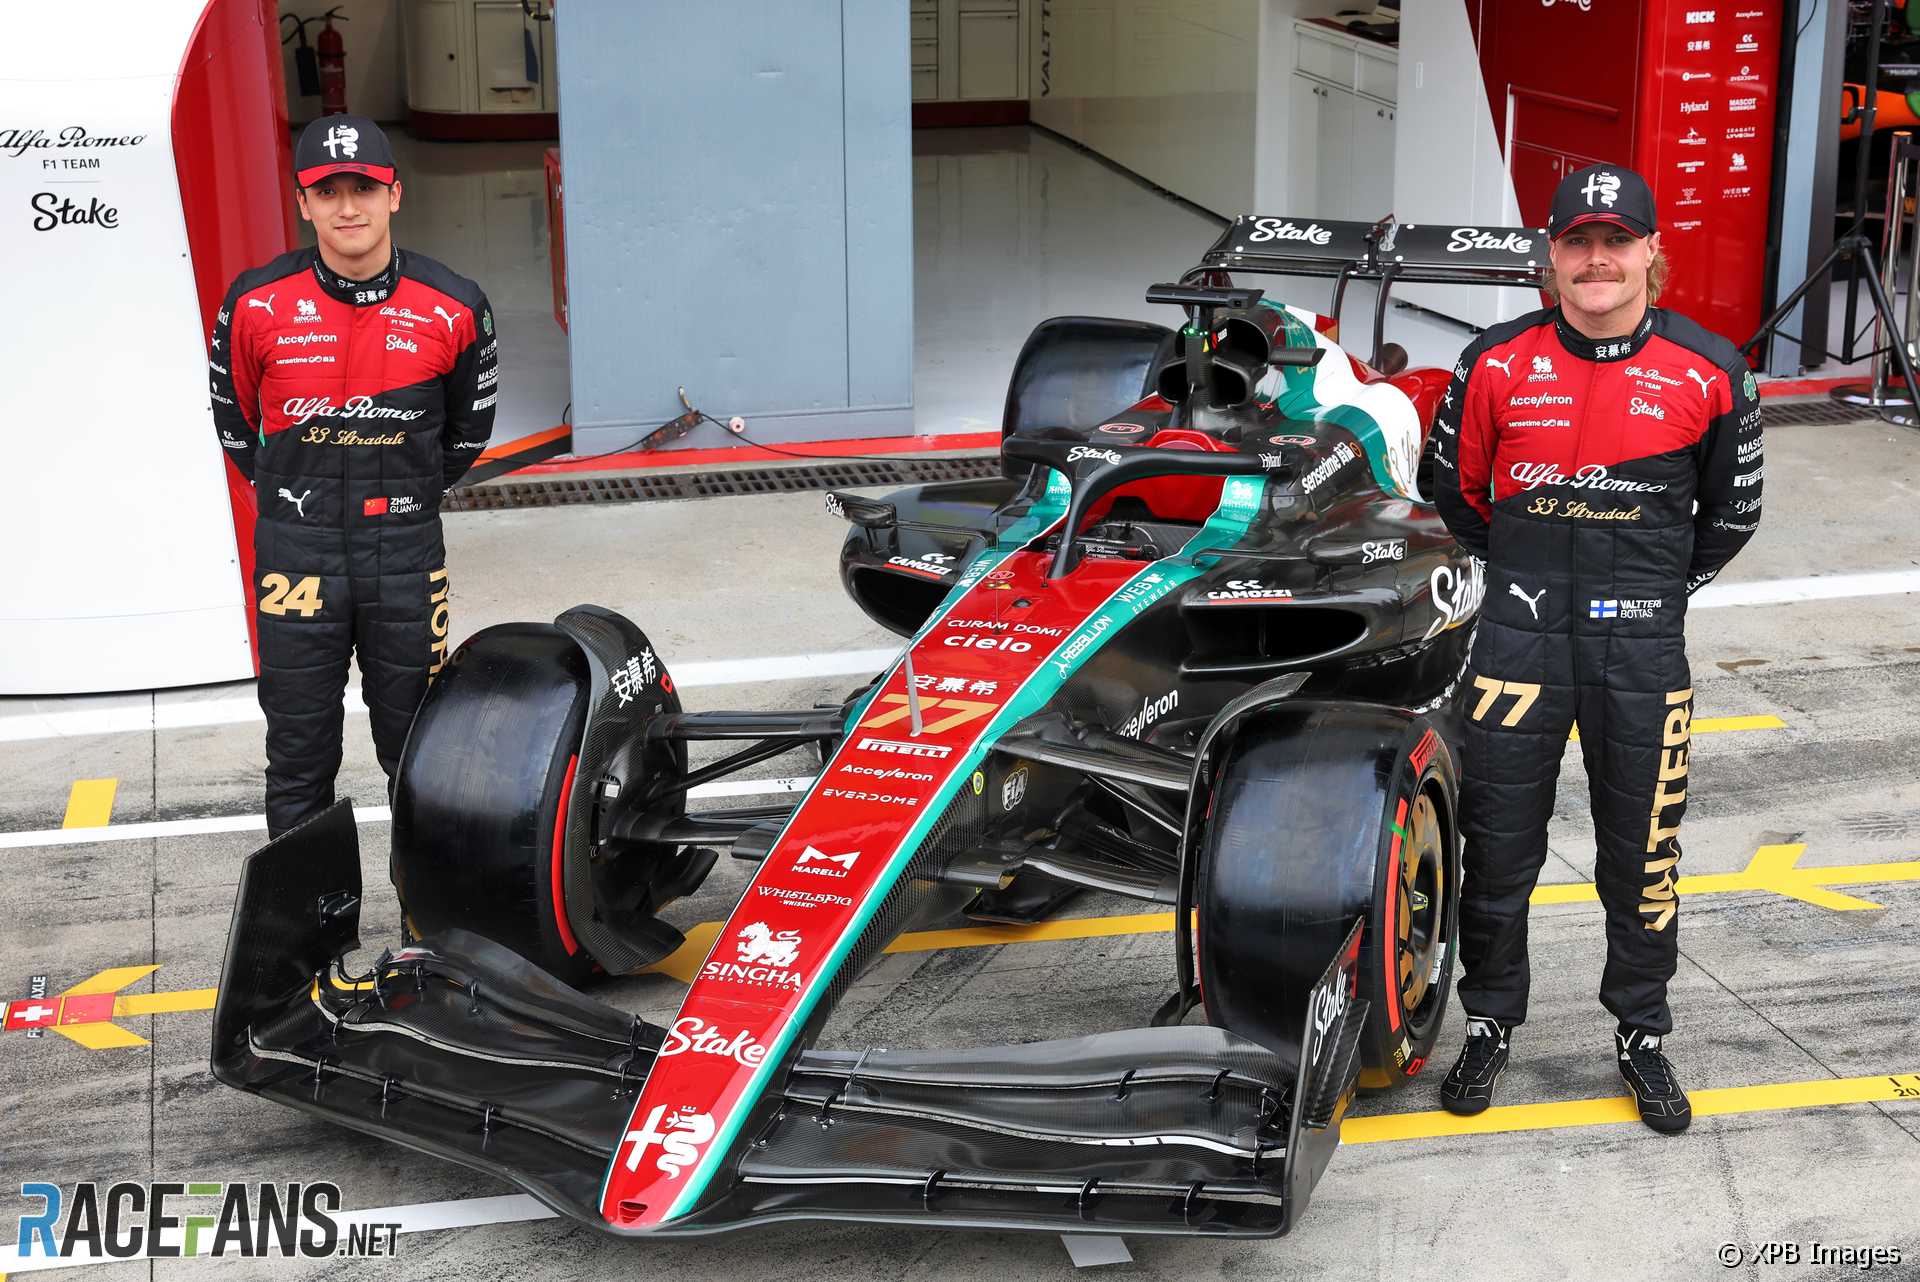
[824,491,896,530]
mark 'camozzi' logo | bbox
[283,395,426,426]
[1508,462,1667,493]
[620,1104,715,1177]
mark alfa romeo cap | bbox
[1549,164,1656,239]
[294,115,396,188]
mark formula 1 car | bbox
[213,217,1542,1241]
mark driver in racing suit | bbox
[1427,165,1762,1132]
[209,116,498,838]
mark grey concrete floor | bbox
[2,407,1918,1280]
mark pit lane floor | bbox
[2,406,1918,1280]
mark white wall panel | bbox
[1392,0,1539,329]
[1030,0,1259,217]
[0,1,255,693]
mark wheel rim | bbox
[1395,791,1446,1031]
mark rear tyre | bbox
[1193,701,1459,1090]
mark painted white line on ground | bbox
[1690,568,1920,609]
[3,567,1916,747]
[0,649,896,744]
[1,1194,559,1273]
[0,777,816,851]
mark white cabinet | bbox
[912,0,940,101]
[1352,99,1396,223]
[958,9,1020,99]
[911,0,1027,106]
[405,0,463,113]
[1285,22,1395,223]
[474,1,543,113]
[1287,74,1327,215]
[403,0,558,117]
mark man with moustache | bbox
[1424,165,1763,1131]
[208,116,499,838]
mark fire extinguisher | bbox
[316,7,349,117]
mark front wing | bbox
[212,803,1369,1238]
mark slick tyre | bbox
[391,624,599,986]
[1194,702,1460,1091]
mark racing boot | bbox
[1440,1015,1510,1115]
[1616,1027,1692,1133]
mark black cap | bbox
[1549,164,1656,240]
[294,115,396,188]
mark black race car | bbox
[214,218,1543,1241]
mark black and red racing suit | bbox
[1428,305,1762,1035]
[209,246,498,836]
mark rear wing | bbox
[1185,215,1548,367]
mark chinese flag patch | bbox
[59,994,116,1025]
[363,497,390,516]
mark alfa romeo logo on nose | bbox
[1582,171,1621,208]
[322,125,360,159]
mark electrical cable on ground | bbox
[559,389,989,468]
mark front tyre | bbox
[1193,702,1459,1091]
[391,624,599,985]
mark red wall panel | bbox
[1473,1,1784,349]
[172,0,297,668]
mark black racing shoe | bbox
[1440,1016,1510,1115]
[1617,1028,1692,1133]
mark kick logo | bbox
[619,1105,716,1177]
